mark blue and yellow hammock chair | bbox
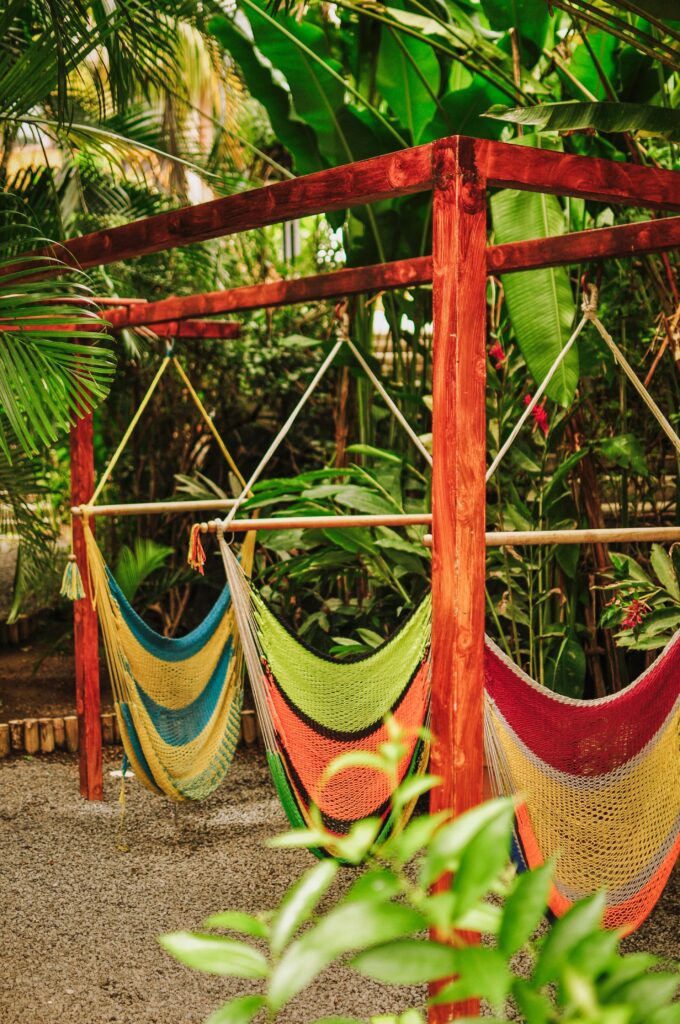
[83,522,256,801]
[66,345,257,803]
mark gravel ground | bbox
[1,749,677,1024]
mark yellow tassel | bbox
[116,759,130,854]
[60,554,85,601]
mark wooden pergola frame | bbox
[64,135,678,1018]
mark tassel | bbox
[116,754,130,853]
[187,523,206,575]
[60,554,85,600]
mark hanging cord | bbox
[89,353,172,508]
[486,284,680,482]
[585,286,680,456]
[486,298,591,482]
[219,339,344,529]
[334,304,432,467]
[172,356,249,490]
[62,353,172,601]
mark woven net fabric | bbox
[484,636,680,933]
[248,585,432,841]
[84,524,255,801]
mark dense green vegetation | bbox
[1,0,679,696]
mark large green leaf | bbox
[208,14,322,175]
[113,538,174,603]
[485,101,680,141]
[420,77,507,143]
[268,901,424,1010]
[567,31,618,101]
[376,27,439,142]
[480,0,553,61]
[490,188,577,407]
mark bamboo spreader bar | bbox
[72,497,238,518]
[201,513,680,547]
[423,525,680,548]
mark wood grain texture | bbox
[105,215,679,331]
[51,145,433,270]
[70,415,103,800]
[106,257,433,328]
[489,214,680,273]
[478,137,680,210]
[428,137,488,1023]
[10,138,679,282]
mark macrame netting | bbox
[84,522,255,801]
[484,636,680,933]
[219,536,431,846]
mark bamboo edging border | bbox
[0,709,260,759]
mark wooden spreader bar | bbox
[59,132,680,1024]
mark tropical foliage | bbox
[161,723,680,1024]
[1,0,679,699]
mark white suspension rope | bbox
[587,300,680,457]
[219,339,343,528]
[344,336,433,467]
[486,311,589,482]
[486,284,680,481]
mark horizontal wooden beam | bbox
[52,145,433,271]
[106,258,432,328]
[488,214,680,273]
[23,138,680,275]
[478,138,680,212]
[198,514,680,546]
[106,215,680,328]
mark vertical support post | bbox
[70,414,103,800]
[429,138,488,1020]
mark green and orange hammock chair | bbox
[218,533,431,845]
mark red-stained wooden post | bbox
[70,414,103,800]
[429,137,488,1021]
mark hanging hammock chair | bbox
[219,535,431,847]
[66,343,256,801]
[484,635,680,933]
[254,588,431,837]
[85,524,255,801]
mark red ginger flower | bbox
[524,394,550,436]
[621,598,651,630]
[488,341,506,367]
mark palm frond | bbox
[0,196,115,457]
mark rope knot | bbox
[581,283,599,319]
